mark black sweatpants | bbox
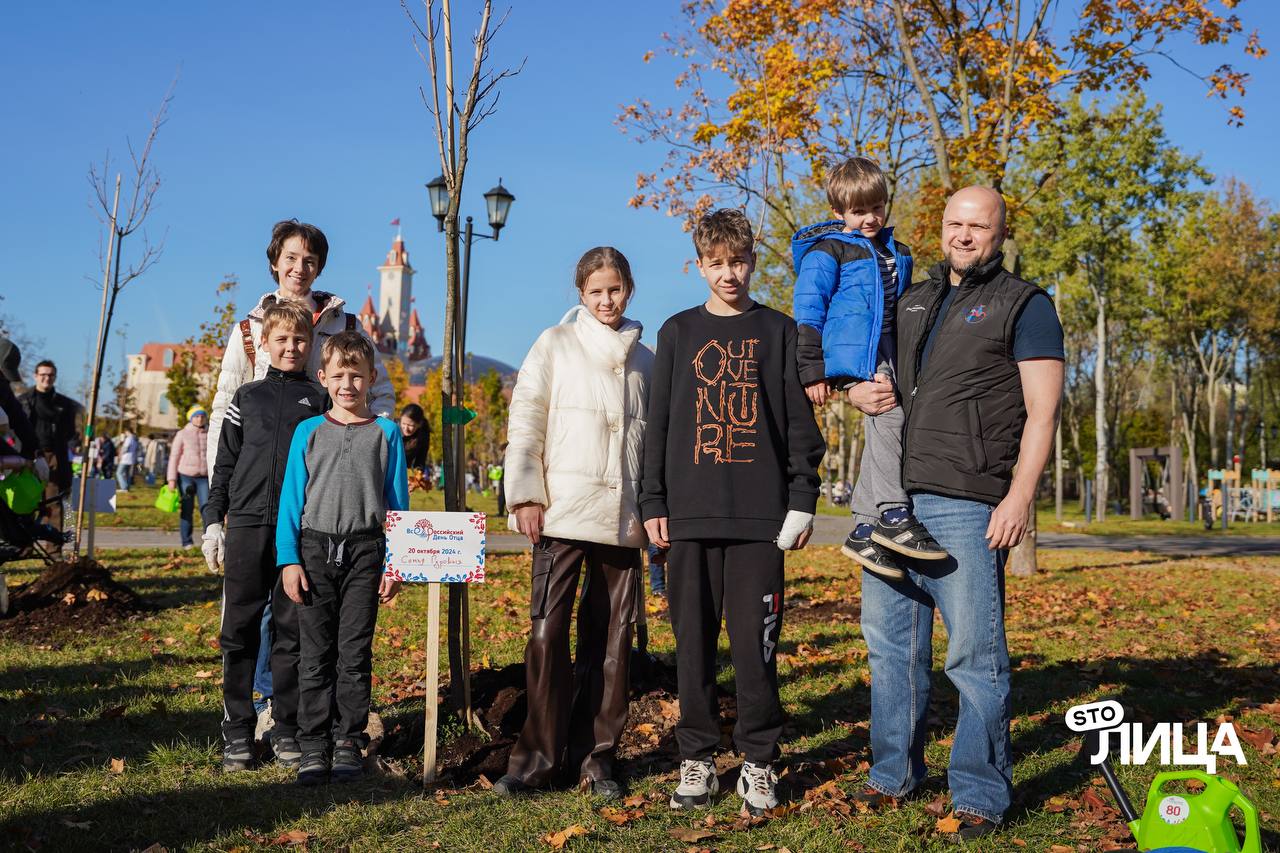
[296,529,385,753]
[668,539,785,765]
[220,524,299,742]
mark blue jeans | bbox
[115,464,134,492]
[647,544,666,594]
[252,599,274,714]
[860,492,1012,823]
[178,474,209,547]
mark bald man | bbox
[848,186,1064,841]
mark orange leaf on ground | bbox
[935,814,961,834]
[541,824,587,849]
[668,827,717,842]
[109,757,125,774]
[271,830,312,847]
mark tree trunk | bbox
[1094,292,1109,522]
[1008,500,1037,576]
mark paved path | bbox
[87,522,1280,557]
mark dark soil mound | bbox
[382,654,738,786]
[1,558,151,643]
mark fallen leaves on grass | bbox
[109,757,125,774]
[541,824,587,849]
[668,826,717,843]
[271,829,313,847]
[194,670,216,679]
[934,814,961,834]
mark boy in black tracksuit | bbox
[640,209,825,816]
[205,301,327,772]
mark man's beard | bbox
[945,250,988,277]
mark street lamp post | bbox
[426,175,514,721]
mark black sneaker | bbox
[589,778,623,800]
[329,739,363,782]
[871,514,948,561]
[848,786,897,810]
[950,812,999,842]
[841,532,905,580]
[296,749,329,786]
[491,774,531,797]
[272,734,303,769]
[222,738,254,772]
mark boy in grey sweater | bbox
[277,331,409,785]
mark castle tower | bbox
[407,308,431,362]
[357,293,384,350]
[378,235,414,354]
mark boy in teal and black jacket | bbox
[276,331,408,785]
[791,157,947,578]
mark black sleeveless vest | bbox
[896,255,1041,504]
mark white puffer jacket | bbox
[504,305,654,548]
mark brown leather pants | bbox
[505,537,639,786]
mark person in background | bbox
[19,359,80,529]
[116,427,140,492]
[168,405,210,549]
[144,434,168,486]
[96,433,116,480]
[398,403,430,471]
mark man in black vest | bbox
[19,360,81,530]
[849,186,1063,841]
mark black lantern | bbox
[484,179,515,236]
[425,174,448,231]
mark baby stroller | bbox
[0,489,71,616]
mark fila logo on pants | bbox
[761,593,780,663]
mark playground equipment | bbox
[1201,466,1280,524]
[1250,468,1280,522]
[1129,446,1185,521]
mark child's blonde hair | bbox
[261,301,315,340]
[321,331,375,372]
[826,157,888,212]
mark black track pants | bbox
[667,539,785,765]
[220,525,300,742]
[296,529,385,753]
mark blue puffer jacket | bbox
[791,222,912,385]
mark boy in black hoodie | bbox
[641,209,825,816]
[204,301,328,772]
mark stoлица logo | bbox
[1065,700,1248,775]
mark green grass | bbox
[1036,500,1280,537]
[1,547,1277,851]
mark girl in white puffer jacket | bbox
[493,247,654,800]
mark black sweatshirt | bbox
[639,303,825,541]
[206,366,328,529]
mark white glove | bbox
[32,457,50,483]
[775,510,815,551]
[201,523,225,574]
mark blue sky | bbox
[1,2,1276,393]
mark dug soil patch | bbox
[1,558,151,643]
[381,654,738,785]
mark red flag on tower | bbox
[389,217,400,226]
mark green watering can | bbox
[1097,752,1261,853]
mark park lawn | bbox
[100,483,500,531]
[1036,501,1280,537]
[1,547,1277,851]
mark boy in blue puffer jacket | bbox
[792,157,948,578]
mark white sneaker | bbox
[669,758,719,809]
[736,761,779,816]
